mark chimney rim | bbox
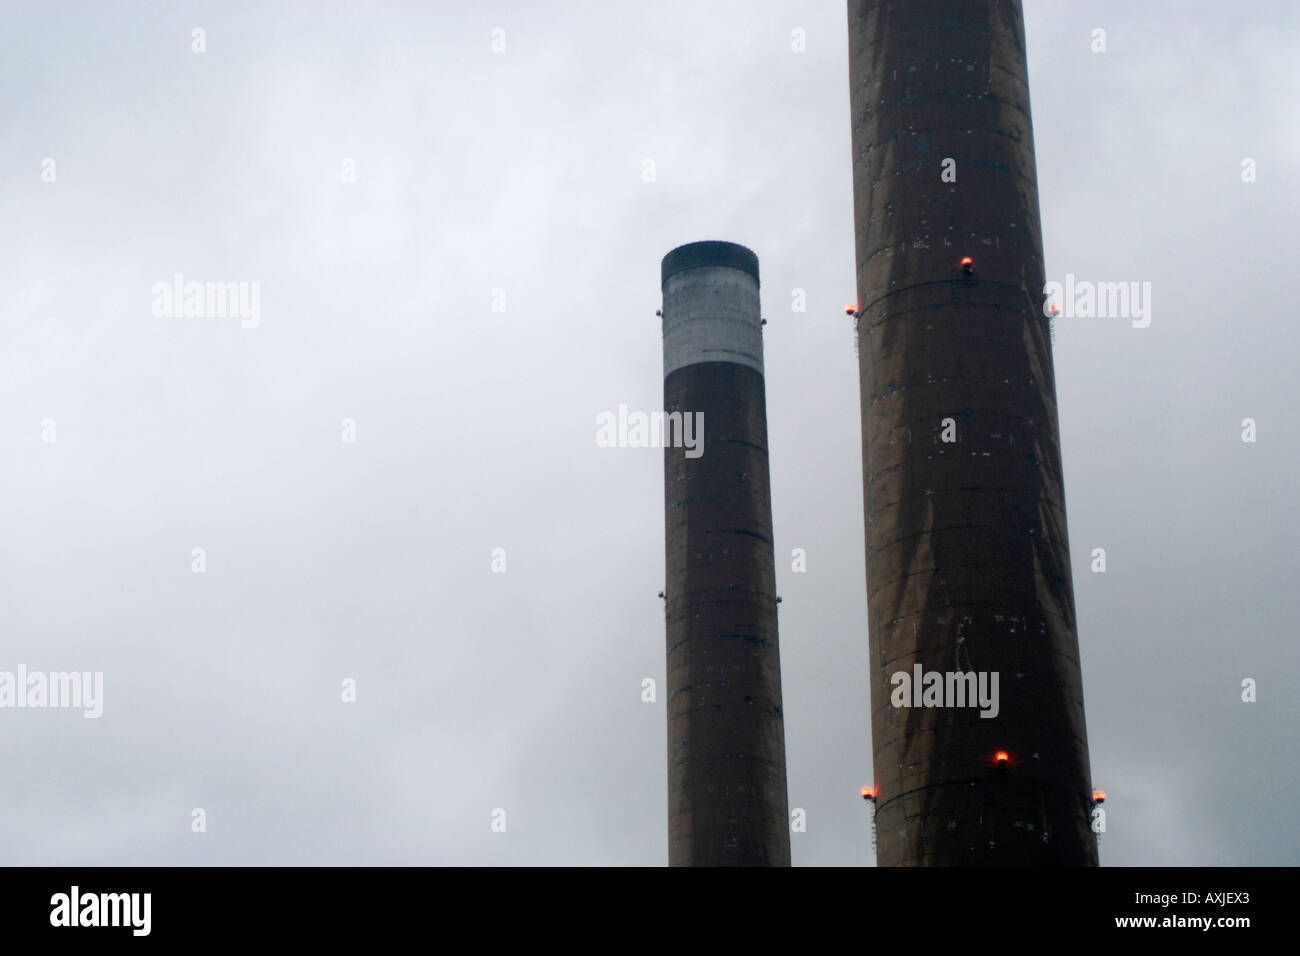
[661,240,760,286]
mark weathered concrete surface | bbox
[661,241,791,866]
[848,0,1098,865]
[662,266,764,377]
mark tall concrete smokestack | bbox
[660,240,791,867]
[847,0,1098,865]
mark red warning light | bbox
[861,786,875,800]
[994,750,1010,766]
[1049,304,1061,316]
[960,257,973,267]
[845,303,859,315]
[1093,790,1107,803]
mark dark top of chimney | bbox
[661,240,760,286]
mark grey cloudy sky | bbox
[2,0,1297,865]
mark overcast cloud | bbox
[1,0,1297,865]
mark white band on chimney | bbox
[661,266,764,377]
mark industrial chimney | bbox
[847,0,1099,864]
[660,240,791,867]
